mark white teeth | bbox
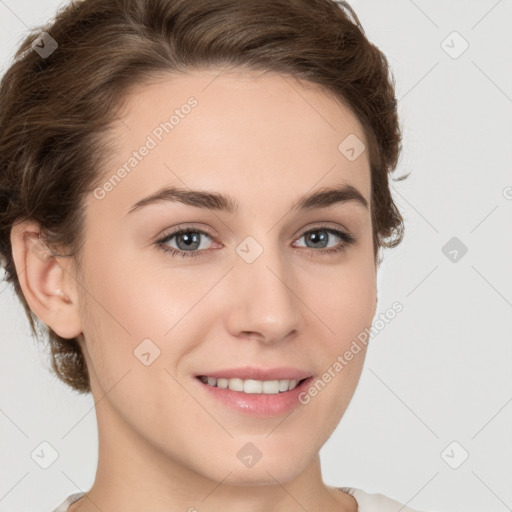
[262,380,280,394]
[228,378,243,392]
[199,376,303,394]
[279,379,290,392]
[217,378,229,389]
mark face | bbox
[73,68,377,485]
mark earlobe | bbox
[10,220,83,339]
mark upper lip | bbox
[196,366,313,381]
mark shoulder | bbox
[52,492,85,512]
[339,486,434,512]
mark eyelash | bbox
[155,223,356,259]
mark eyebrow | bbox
[126,183,369,216]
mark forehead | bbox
[91,68,371,217]
[114,67,367,146]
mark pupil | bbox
[308,231,327,248]
[179,232,199,250]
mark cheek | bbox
[80,247,178,338]
[77,248,214,388]
[299,272,374,439]
[306,255,376,344]
[301,253,375,413]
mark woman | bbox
[0,0,430,510]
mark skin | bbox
[11,68,378,512]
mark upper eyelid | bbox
[157,225,215,242]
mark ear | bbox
[10,219,83,339]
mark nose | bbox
[224,244,302,345]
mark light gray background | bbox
[1,1,511,511]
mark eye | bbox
[154,223,356,259]
[293,224,356,256]
[155,225,216,259]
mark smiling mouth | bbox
[196,375,309,395]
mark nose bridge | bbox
[228,236,300,341]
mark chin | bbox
[221,464,305,487]
[219,446,311,486]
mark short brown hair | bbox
[0,0,407,394]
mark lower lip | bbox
[195,376,314,417]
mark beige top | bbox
[53,487,431,511]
